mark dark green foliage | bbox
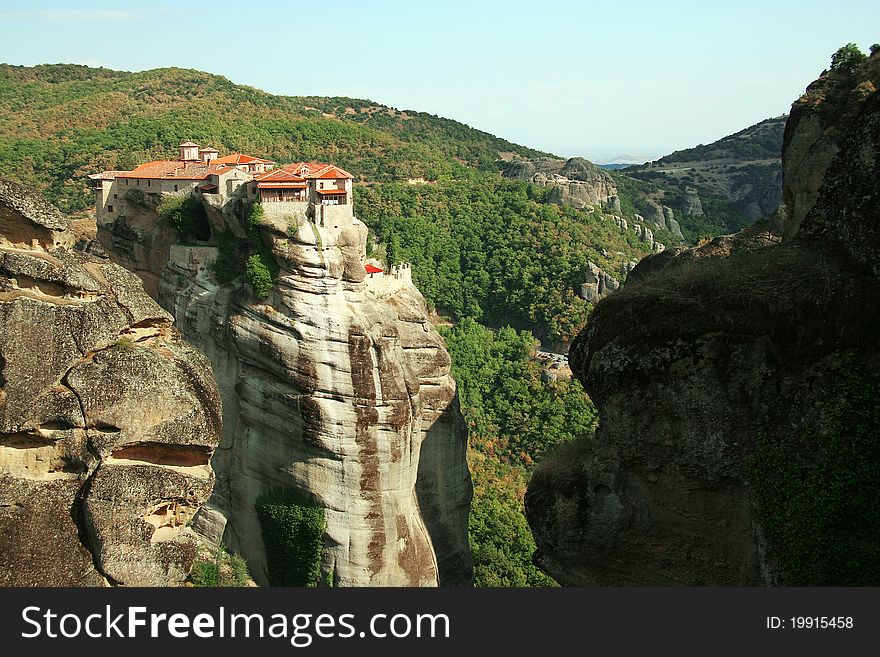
[358,179,649,343]
[830,43,867,74]
[749,363,880,585]
[157,193,210,241]
[469,457,557,587]
[443,319,597,467]
[210,202,279,298]
[189,560,218,587]
[442,318,598,586]
[246,201,265,229]
[212,229,242,284]
[246,253,274,299]
[124,187,146,207]
[255,489,327,587]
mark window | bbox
[147,180,151,187]
[174,184,178,192]
[319,182,324,189]
[113,194,118,199]
[107,205,113,212]
[123,179,128,185]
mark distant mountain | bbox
[624,116,786,229]
[596,163,634,171]
[598,153,653,166]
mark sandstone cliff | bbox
[96,195,473,586]
[526,49,880,586]
[0,179,222,586]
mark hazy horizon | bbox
[0,0,876,159]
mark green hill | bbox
[624,115,786,230]
[0,63,550,212]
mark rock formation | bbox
[96,194,473,586]
[0,179,222,586]
[526,49,880,586]
[503,157,621,211]
[578,261,620,304]
[640,199,684,239]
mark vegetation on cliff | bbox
[357,180,651,344]
[442,319,597,586]
[255,489,329,587]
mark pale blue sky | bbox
[0,1,877,161]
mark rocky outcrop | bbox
[578,262,619,303]
[676,187,704,217]
[640,199,684,239]
[0,179,221,586]
[526,49,880,586]
[98,198,473,586]
[781,48,880,242]
[503,157,620,211]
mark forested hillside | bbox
[0,63,549,212]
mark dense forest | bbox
[442,319,597,586]
[355,178,654,344]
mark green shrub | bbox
[255,489,328,587]
[189,548,252,587]
[189,560,219,587]
[212,229,242,284]
[830,43,867,74]
[124,187,146,207]
[158,193,210,241]
[246,253,274,299]
[247,201,265,228]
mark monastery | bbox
[90,141,413,286]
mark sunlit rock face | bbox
[138,207,473,587]
[0,179,222,586]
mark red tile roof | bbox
[212,153,274,165]
[114,160,235,181]
[315,188,347,195]
[283,162,354,179]
[254,167,306,183]
[365,264,383,274]
[258,183,307,189]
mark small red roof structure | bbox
[212,153,275,166]
[284,162,354,180]
[365,264,383,274]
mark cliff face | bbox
[97,199,473,586]
[503,157,621,211]
[526,51,880,586]
[0,179,222,586]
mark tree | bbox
[830,43,867,74]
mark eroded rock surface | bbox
[97,188,473,586]
[0,179,221,586]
